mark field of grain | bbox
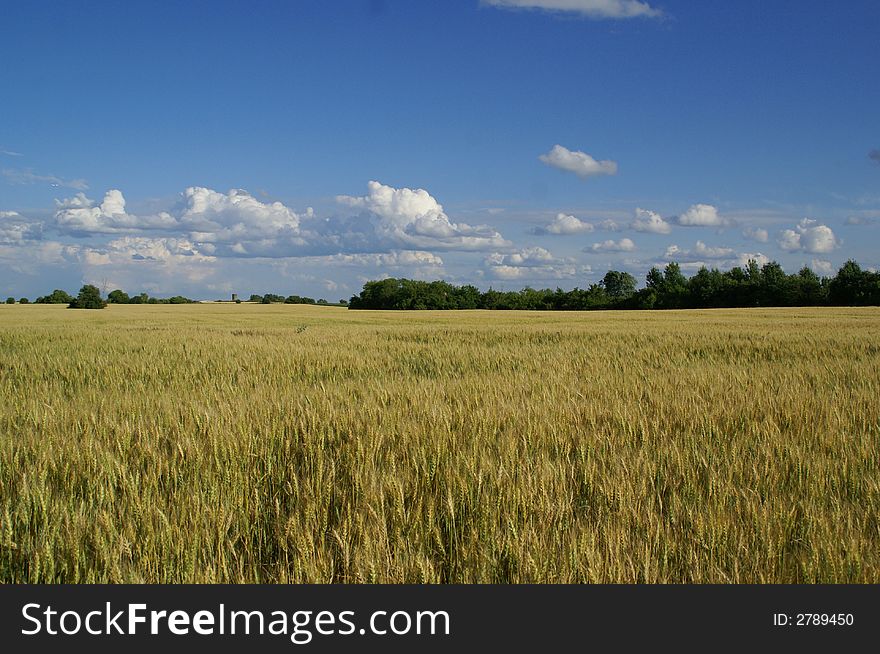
[1,304,878,583]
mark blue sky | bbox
[1,0,879,299]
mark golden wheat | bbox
[1,303,878,582]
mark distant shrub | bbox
[108,289,130,304]
[284,295,316,305]
[36,289,74,304]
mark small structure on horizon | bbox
[231,293,238,302]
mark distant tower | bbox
[231,293,238,302]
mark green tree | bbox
[601,270,637,300]
[795,267,824,305]
[69,285,107,309]
[758,261,791,306]
[107,289,130,304]
[829,260,869,305]
[19,298,29,304]
[5,297,14,304]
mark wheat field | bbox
[1,303,878,583]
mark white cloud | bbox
[487,246,557,266]
[664,244,682,258]
[52,182,507,258]
[631,208,671,234]
[54,186,310,256]
[55,190,177,234]
[0,210,42,244]
[337,180,508,250]
[663,241,734,261]
[179,187,305,246]
[810,259,834,275]
[309,250,444,268]
[76,237,218,290]
[598,218,623,231]
[742,226,769,242]
[538,212,594,235]
[693,241,734,259]
[0,240,81,275]
[587,237,635,252]
[538,145,617,179]
[483,0,661,19]
[777,219,839,254]
[95,236,215,264]
[676,203,728,227]
[735,252,770,268]
[484,247,585,280]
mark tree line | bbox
[247,294,338,305]
[29,286,196,309]
[348,260,880,310]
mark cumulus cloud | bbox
[484,247,585,280]
[538,145,617,180]
[675,203,728,227]
[535,212,594,235]
[631,208,671,234]
[587,238,635,253]
[2,168,88,190]
[337,180,508,250]
[55,190,178,235]
[178,187,306,250]
[483,0,661,19]
[742,226,769,242]
[777,218,839,254]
